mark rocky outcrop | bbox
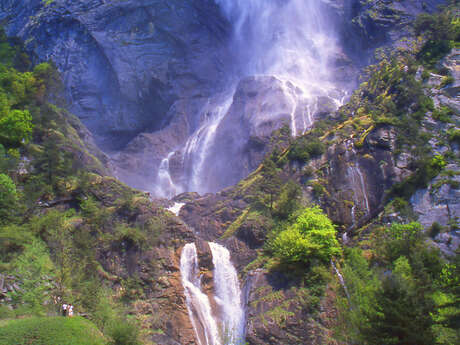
[334,0,448,60]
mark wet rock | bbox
[195,239,214,272]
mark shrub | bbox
[107,318,141,345]
[0,173,18,221]
[428,222,444,238]
[270,206,340,265]
[288,137,325,163]
[440,75,455,88]
[432,106,454,122]
[0,109,33,146]
[447,128,460,144]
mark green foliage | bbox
[0,109,33,146]
[0,173,17,203]
[272,181,301,219]
[337,222,458,345]
[414,6,460,68]
[432,105,454,122]
[391,154,447,199]
[9,240,55,315]
[0,317,107,345]
[288,136,325,163]
[0,224,34,269]
[378,222,424,263]
[270,206,340,265]
[447,128,460,144]
[0,173,18,222]
[258,157,282,211]
[337,248,383,344]
[107,318,141,345]
[0,28,30,71]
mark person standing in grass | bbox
[68,304,73,317]
[62,303,67,317]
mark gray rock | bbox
[411,166,460,257]
[1,0,230,149]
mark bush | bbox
[440,75,455,88]
[432,106,454,122]
[414,8,460,68]
[447,128,460,144]
[0,173,18,221]
[0,109,33,146]
[288,137,325,163]
[270,206,340,265]
[107,318,141,345]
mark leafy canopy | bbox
[271,206,340,265]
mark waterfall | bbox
[347,163,370,225]
[180,242,246,345]
[154,0,346,197]
[180,243,221,345]
[182,98,233,194]
[216,0,337,87]
[156,151,180,198]
[216,0,340,136]
[355,163,370,213]
[167,202,185,216]
[209,243,246,345]
[331,260,352,308]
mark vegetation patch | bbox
[0,316,106,345]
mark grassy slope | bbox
[0,316,107,345]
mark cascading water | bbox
[209,243,246,345]
[216,0,337,86]
[156,151,180,198]
[216,0,341,135]
[347,162,370,226]
[156,0,345,197]
[182,98,233,194]
[180,242,246,345]
[180,243,221,345]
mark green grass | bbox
[0,316,107,345]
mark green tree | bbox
[270,206,340,265]
[0,109,33,146]
[0,173,18,222]
[337,248,383,345]
[9,239,55,315]
[273,180,301,219]
[260,157,282,211]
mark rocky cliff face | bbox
[0,0,229,150]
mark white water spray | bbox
[155,0,346,197]
[180,243,221,345]
[216,0,337,87]
[182,98,233,193]
[180,242,246,345]
[156,151,180,198]
[209,242,245,345]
